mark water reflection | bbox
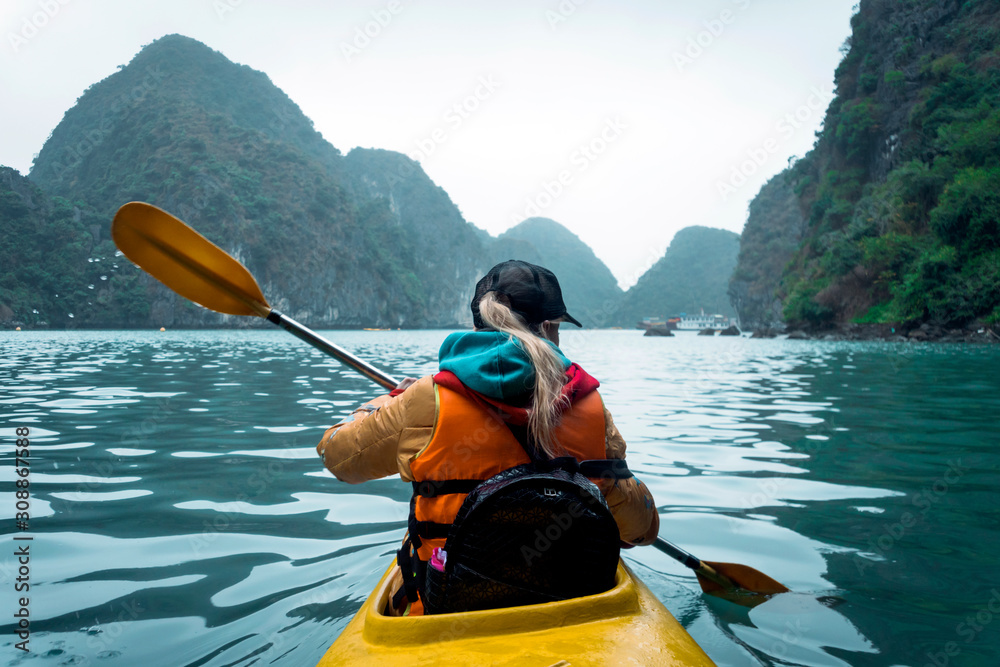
[714,593,877,666]
[1,330,998,666]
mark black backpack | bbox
[422,454,622,614]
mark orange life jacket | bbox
[407,381,608,561]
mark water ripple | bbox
[2,329,998,667]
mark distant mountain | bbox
[497,218,623,327]
[341,148,487,324]
[485,235,544,268]
[26,34,484,328]
[613,226,739,326]
[6,34,645,330]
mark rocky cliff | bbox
[6,35,645,329]
[741,0,1000,330]
[26,35,483,328]
[342,148,489,325]
[728,174,805,330]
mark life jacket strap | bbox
[410,520,451,539]
[579,458,634,480]
[396,491,431,608]
[395,536,418,608]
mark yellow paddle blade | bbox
[696,560,790,607]
[111,202,270,318]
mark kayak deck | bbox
[318,560,715,666]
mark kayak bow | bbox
[318,560,715,666]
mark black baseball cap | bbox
[471,260,582,329]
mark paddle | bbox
[112,200,789,606]
[110,201,398,391]
[653,537,788,607]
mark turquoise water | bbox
[1,329,998,666]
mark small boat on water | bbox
[674,313,733,331]
[638,314,739,333]
[318,560,716,666]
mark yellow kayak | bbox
[318,560,716,666]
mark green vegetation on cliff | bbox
[7,35,632,329]
[342,148,488,324]
[26,35,482,328]
[772,0,1000,328]
[0,167,148,327]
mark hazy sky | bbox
[1,0,856,288]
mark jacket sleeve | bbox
[316,376,436,484]
[597,404,660,546]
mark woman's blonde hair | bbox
[477,291,568,458]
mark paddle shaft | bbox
[270,305,758,596]
[265,310,399,391]
[269,319,758,595]
[653,537,738,591]
[267,306,754,596]
[266,309,772,604]
[269,313,782,601]
[653,537,700,569]
[111,202,784,601]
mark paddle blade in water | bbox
[652,537,789,607]
[697,560,790,607]
[112,202,270,318]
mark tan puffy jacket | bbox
[317,375,660,545]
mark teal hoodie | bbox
[438,331,571,403]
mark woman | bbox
[317,260,659,613]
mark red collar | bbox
[433,363,599,426]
